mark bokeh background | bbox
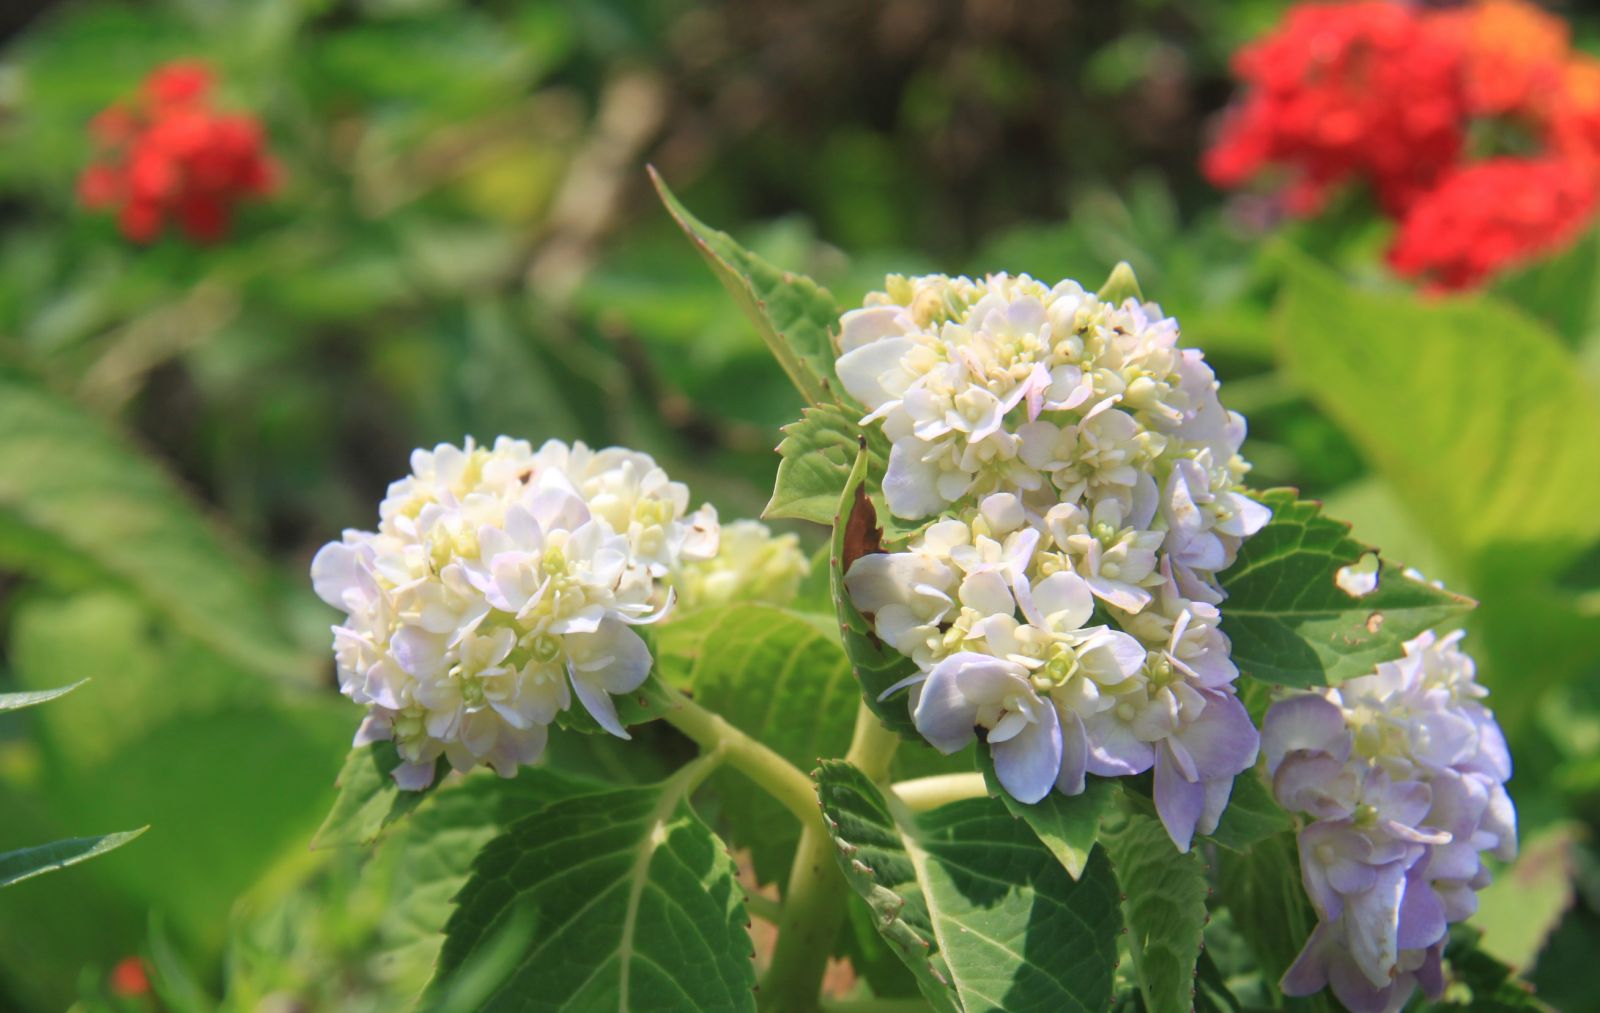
[0,1,1596,1010]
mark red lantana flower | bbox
[1387,158,1597,290]
[1208,1,1600,289]
[78,60,277,244]
[1202,2,1469,216]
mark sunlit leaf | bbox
[817,759,1121,1012]
[1220,490,1474,687]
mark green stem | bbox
[659,684,820,828]
[889,772,989,812]
[761,703,901,1010]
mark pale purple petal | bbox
[570,665,630,739]
[1174,691,1260,780]
[1154,743,1206,851]
[991,703,1063,804]
[1262,694,1350,773]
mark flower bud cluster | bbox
[670,519,810,610]
[842,273,1270,850]
[311,437,720,789]
[1263,630,1516,1013]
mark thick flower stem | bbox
[660,685,820,829]
[760,703,901,1011]
[890,772,989,812]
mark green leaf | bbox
[1488,227,1600,349]
[1097,261,1145,304]
[767,403,869,526]
[0,369,309,683]
[0,678,86,712]
[1275,252,1600,577]
[1422,925,1545,1011]
[653,604,857,881]
[1204,768,1293,853]
[831,446,921,738]
[817,759,1122,1012]
[651,167,843,406]
[1219,490,1474,687]
[1100,811,1209,1013]
[976,750,1117,880]
[432,759,756,1010]
[1215,832,1332,1012]
[767,402,926,543]
[0,828,147,888]
[373,768,612,1000]
[311,742,447,849]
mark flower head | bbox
[1264,630,1516,1013]
[78,60,277,244]
[842,273,1268,850]
[312,437,720,789]
[1387,157,1598,290]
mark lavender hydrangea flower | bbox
[1264,630,1516,1013]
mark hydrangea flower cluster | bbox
[311,437,720,789]
[671,519,810,610]
[1263,631,1516,1013]
[1207,0,1600,289]
[841,273,1270,850]
[77,60,278,244]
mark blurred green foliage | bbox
[0,0,1595,1009]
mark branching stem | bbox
[890,772,989,812]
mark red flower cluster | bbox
[1207,0,1600,289]
[78,61,277,244]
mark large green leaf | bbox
[0,369,309,682]
[1488,228,1600,350]
[653,604,857,882]
[0,828,147,888]
[651,167,843,406]
[976,750,1116,880]
[817,759,1122,1012]
[0,679,86,712]
[432,760,757,1010]
[372,768,612,1000]
[1100,811,1209,1013]
[1215,832,1333,1012]
[1275,254,1600,577]
[1219,490,1474,687]
[831,447,921,738]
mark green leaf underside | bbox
[312,741,449,849]
[1101,812,1210,1013]
[432,766,755,1011]
[1219,490,1474,687]
[652,603,855,881]
[832,447,921,738]
[0,827,147,888]
[651,167,843,407]
[766,402,926,545]
[0,679,87,713]
[817,759,1121,1012]
[1275,253,1600,573]
[0,369,308,683]
[977,750,1116,881]
[1216,832,1334,1012]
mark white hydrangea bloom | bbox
[841,273,1268,851]
[836,273,1267,584]
[1264,630,1516,1013]
[311,437,721,789]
